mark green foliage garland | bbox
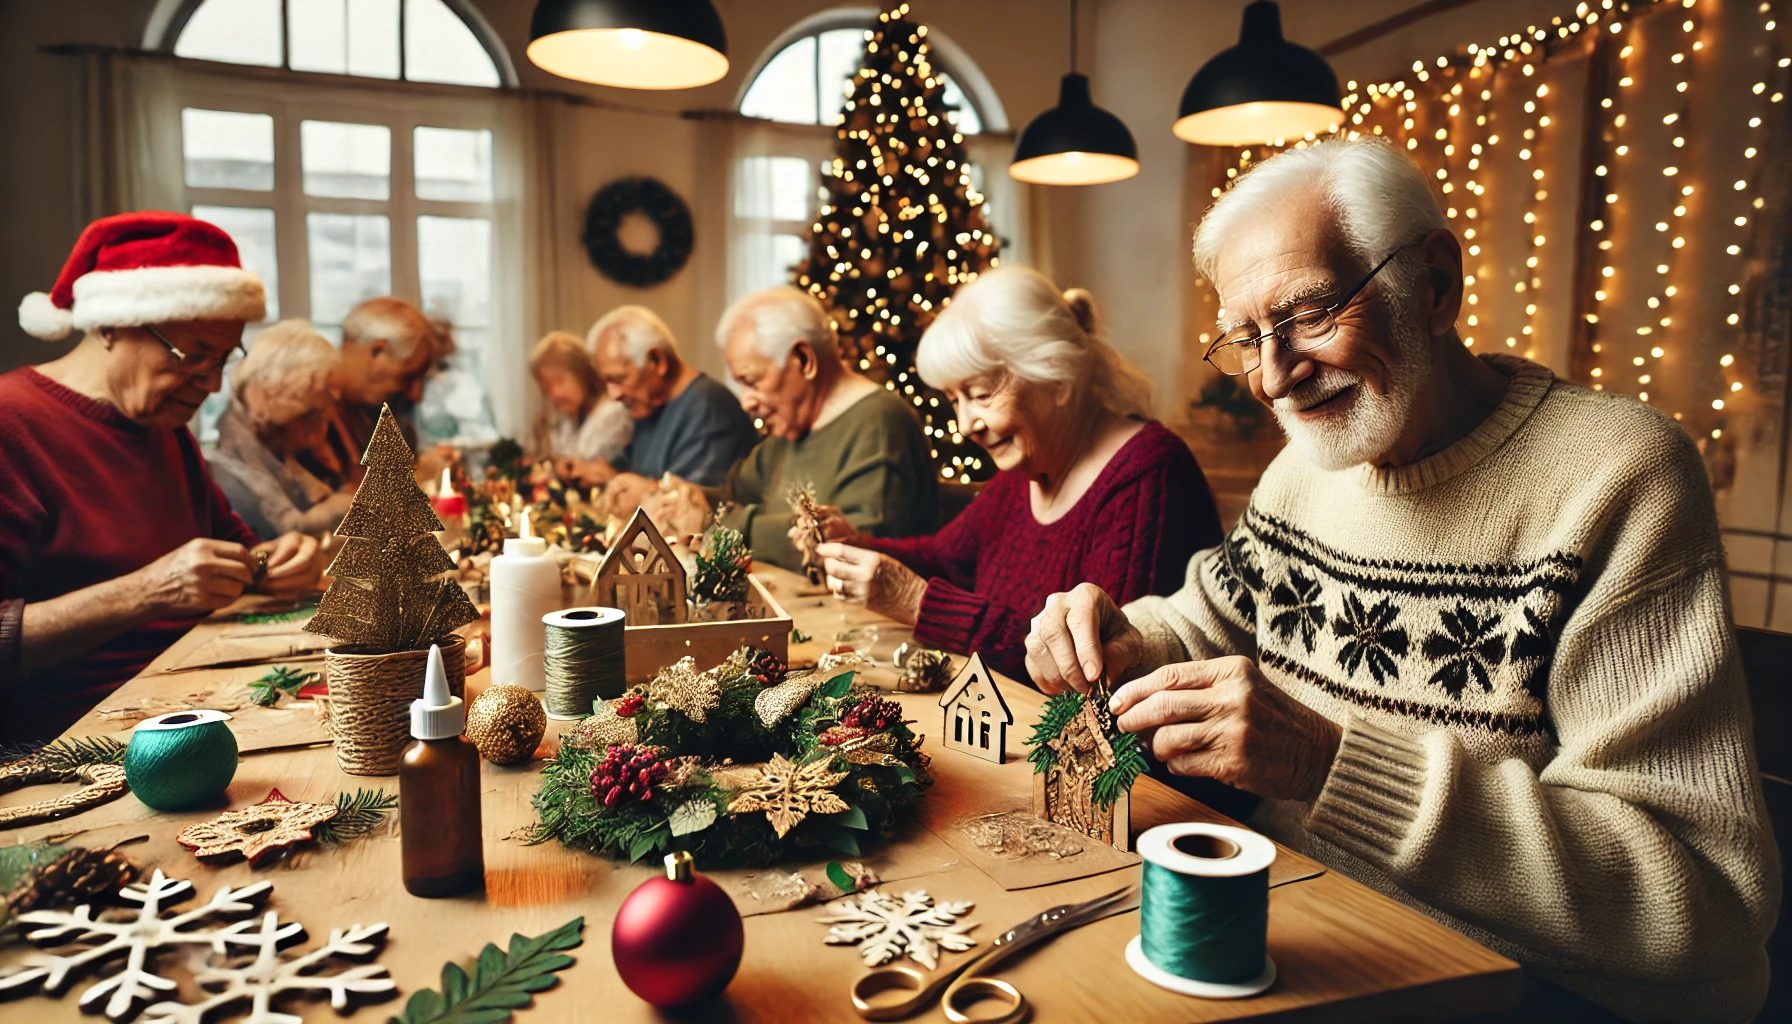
[1025,692,1146,811]
[529,650,931,867]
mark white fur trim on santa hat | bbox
[69,264,266,333]
[19,291,74,341]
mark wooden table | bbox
[3,566,1519,1022]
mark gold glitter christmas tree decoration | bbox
[726,753,850,838]
[306,405,479,650]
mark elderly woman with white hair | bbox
[527,329,632,481]
[1,212,322,742]
[206,320,356,539]
[813,268,1221,684]
[661,286,938,568]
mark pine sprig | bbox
[0,735,126,771]
[391,916,585,1024]
[249,665,321,707]
[691,525,752,604]
[1093,731,1147,810]
[1026,692,1086,773]
[315,788,398,844]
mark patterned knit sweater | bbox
[1124,355,1778,1022]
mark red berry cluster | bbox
[614,692,646,718]
[840,696,902,731]
[590,744,669,807]
[748,648,788,686]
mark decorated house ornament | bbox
[0,869,394,1023]
[175,790,341,867]
[817,888,978,969]
[1027,691,1142,853]
[589,507,688,626]
[936,653,1012,764]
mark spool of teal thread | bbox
[1125,823,1278,999]
[124,710,238,811]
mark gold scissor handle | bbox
[942,976,1028,1024]
[852,964,939,1021]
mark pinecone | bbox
[8,846,139,914]
[748,648,788,686]
[590,745,670,808]
[840,696,902,731]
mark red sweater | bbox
[0,367,256,741]
[863,421,1221,685]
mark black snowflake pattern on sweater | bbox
[1332,592,1409,685]
[1267,567,1326,653]
[1421,603,1508,697]
[1210,532,1266,621]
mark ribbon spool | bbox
[123,709,239,811]
[1125,823,1277,999]
[542,607,627,721]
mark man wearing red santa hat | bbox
[1,211,325,742]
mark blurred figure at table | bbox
[301,295,450,488]
[527,329,632,480]
[1,212,324,742]
[668,285,939,568]
[1024,137,1778,1021]
[589,305,756,508]
[205,319,356,539]
[814,268,1222,683]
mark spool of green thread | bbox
[1125,823,1278,999]
[124,710,238,811]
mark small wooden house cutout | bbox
[589,508,688,625]
[937,653,1011,763]
[1033,701,1131,852]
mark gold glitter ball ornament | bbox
[465,685,547,765]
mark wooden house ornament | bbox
[590,508,688,625]
[1033,700,1132,852]
[937,653,1012,764]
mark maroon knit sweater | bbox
[862,421,1221,686]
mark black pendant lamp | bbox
[527,0,729,90]
[1010,0,1139,186]
[1172,0,1341,146]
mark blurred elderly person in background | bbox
[528,329,632,480]
[690,285,938,569]
[206,320,355,539]
[590,306,755,506]
[814,268,1221,684]
[1024,137,1777,1020]
[302,295,442,488]
[1,212,322,742]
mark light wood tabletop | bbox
[2,565,1520,1022]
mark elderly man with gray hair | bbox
[1024,137,1776,1021]
[590,304,755,494]
[301,296,443,488]
[206,320,356,539]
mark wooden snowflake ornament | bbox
[176,791,340,867]
[817,889,977,969]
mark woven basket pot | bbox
[318,634,466,776]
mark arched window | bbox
[739,22,989,134]
[161,0,509,88]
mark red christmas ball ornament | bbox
[612,852,744,1008]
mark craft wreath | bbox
[581,177,694,288]
[530,647,931,867]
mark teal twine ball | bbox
[124,710,238,811]
[1139,856,1269,984]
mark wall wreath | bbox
[582,176,694,288]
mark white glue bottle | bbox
[488,507,563,691]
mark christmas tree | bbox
[792,2,1001,482]
[306,406,479,650]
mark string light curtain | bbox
[1196,0,1790,466]
[793,3,1001,482]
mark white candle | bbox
[488,508,562,692]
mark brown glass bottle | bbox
[399,733,485,897]
[400,643,485,898]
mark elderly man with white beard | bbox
[1024,137,1777,1022]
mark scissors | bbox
[851,885,1139,1024]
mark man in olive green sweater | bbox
[1027,138,1777,1022]
[701,286,939,570]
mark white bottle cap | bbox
[410,644,465,740]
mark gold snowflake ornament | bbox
[726,753,850,838]
[647,656,721,723]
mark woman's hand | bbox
[816,543,926,625]
[137,538,256,617]
[253,532,322,596]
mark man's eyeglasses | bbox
[1203,245,1412,377]
[142,324,245,377]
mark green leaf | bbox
[826,861,855,893]
[626,831,661,863]
[392,917,584,1024]
[820,672,855,699]
[668,798,718,837]
[828,805,869,831]
[315,788,398,844]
